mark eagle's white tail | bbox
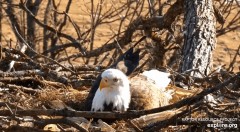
[142,69,171,91]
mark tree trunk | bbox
[0,0,2,43]
[5,0,24,43]
[26,0,42,56]
[181,0,216,78]
[43,0,53,57]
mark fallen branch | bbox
[0,70,43,77]
[0,70,69,84]
[0,82,39,94]
[130,107,185,130]
[144,103,200,131]
[0,116,89,132]
[46,64,106,71]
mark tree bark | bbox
[181,0,216,78]
[5,0,24,43]
[0,0,2,42]
[26,0,42,56]
[43,0,51,56]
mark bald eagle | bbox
[91,69,130,112]
[90,68,172,111]
[85,47,140,111]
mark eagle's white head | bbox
[91,68,130,112]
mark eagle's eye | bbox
[104,79,108,82]
[113,78,118,82]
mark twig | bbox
[5,103,14,115]
[7,43,27,72]
[18,0,86,55]
[114,38,124,55]
[1,115,97,132]
[144,103,200,131]
[57,16,140,61]
[134,57,150,72]
[128,120,143,132]
[46,64,106,71]
[65,117,89,132]
[147,0,154,17]
[0,69,69,84]
[130,107,185,129]
[205,102,239,115]
[97,52,110,66]
[57,0,181,62]
[227,44,240,71]
[225,87,240,96]
[213,4,225,24]
[41,42,81,55]
[13,25,76,75]
[0,70,43,77]
[0,82,39,94]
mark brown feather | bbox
[129,74,170,110]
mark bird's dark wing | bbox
[115,49,140,76]
[124,49,140,75]
[111,48,134,68]
[84,75,102,110]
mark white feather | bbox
[91,88,105,111]
[204,94,218,106]
[91,69,130,112]
[142,69,171,91]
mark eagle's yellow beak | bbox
[99,78,109,91]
